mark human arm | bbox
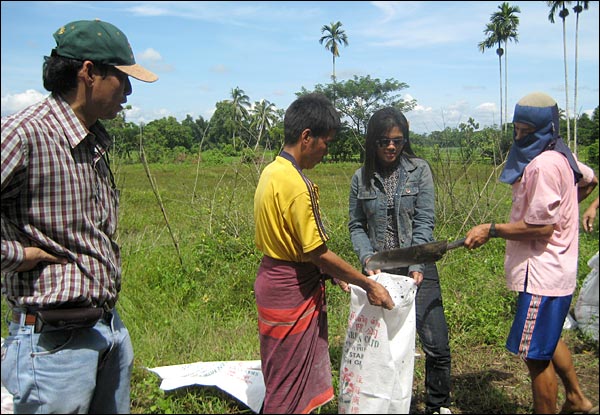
[16,247,68,272]
[466,153,565,249]
[348,170,378,272]
[1,122,28,272]
[575,159,597,203]
[464,220,554,249]
[578,174,598,203]
[582,196,599,233]
[308,244,395,310]
[1,121,68,272]
[2,218,68,271]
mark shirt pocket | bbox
[357,190,378,218]
[399,183,419,215]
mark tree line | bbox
[103,78,598,171]
[104,1,598,170]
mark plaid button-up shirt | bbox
[1,94,121,309]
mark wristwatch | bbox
[489,221,498,238]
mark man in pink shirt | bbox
[465,92,597,414]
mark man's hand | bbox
[582,197,598,232]
[15,247,68,272]
[464,223,492,249]
[365,280,395,310]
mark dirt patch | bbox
[411,330,599,414]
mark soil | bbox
[410,330,599,414]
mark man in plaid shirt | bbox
[1,19,157,413]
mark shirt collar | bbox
[48,93,90,149]
[49,93,113,154]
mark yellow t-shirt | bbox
[254,153,329,262]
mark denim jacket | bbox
[348,155,435,275]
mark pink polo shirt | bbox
[504,150,595,296]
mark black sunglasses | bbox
[376,137,405,148]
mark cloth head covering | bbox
[52,19,158,82]
[499,92,582,185]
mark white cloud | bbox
[412,104,433,113]
[475,102,497,113]
[1,90,46,117]
[405,94,433,114]
[138,48,162,62]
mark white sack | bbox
[574,251,599,341]
[338,273,417,414]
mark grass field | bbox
[2,157,598,414]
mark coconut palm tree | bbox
[250,99,278,151]
[479,21,505,132]
[319,21,349,104]
[490,2,520,134]
[229,87,250,151]
[572,0,590,156]
[547,1,573,150]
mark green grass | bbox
[2,158,598,414]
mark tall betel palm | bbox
[572,0,590,156]
[478,21,505,132]
[229,86,250,151]
[547,1,573,150]
[490,2,520,134]
[319,21,349,104]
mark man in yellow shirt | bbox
[254,93,394,414]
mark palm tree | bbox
[479,21,505,132]
[547,1,573,150]
[229,87,250,151]
[572,0,590,156]
[319,21,349,104]
[251,99,278,151]
[490,2,520,134]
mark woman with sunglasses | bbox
[348,107,452,414]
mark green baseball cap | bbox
[52,19,158,83]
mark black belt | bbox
[12,307,111,333]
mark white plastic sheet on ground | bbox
[147,360,265,413]
[338,273,417,414]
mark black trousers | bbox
[393,262,452,412]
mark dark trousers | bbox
[396,263,452,412]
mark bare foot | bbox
[561,400,597,414]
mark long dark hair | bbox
[362,107,417,189]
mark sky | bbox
[1,1,599,135]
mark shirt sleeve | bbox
[576,160,595,187]
[286,190,328,254]
[523,157,562,225]
[1,122,28,272]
